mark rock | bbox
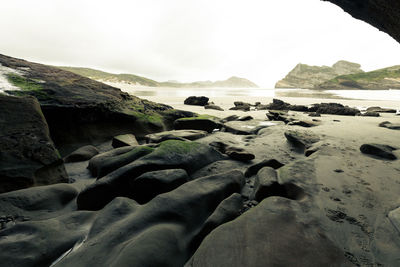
[191,160,248,180]
[360,111,380,117]
[284,129,320,150]
[360,143,397,160]
[275,61,363,89]
[265,98,291,110]
[237,115,253,121]
[308,112,321,117]
[0,95,68,193]
[88,146,155,178]
[112,134,139,148]
[186,197,348,267]
[250,167,278,201]
[308,103,360,116]
[287,120,319,127]
[229,101,251,111]
[225,147,255,162]
[77,140,226,210]
[0,54,175,155]
[184,96,209,106]
[265,99,308,112]
[204,104,224,111]
[304,142,325,157]
[389,207,400,234]
[244,159,285,177]
[229,106,250,111]
[221,115,239,123]
[207,141,254,162]
[379,121,400,130]
[266,110,292,123]
[366,106,397,113]
[222,120,270,135]
[174,117,221,133]
[64,145,99,163]
[0,170,244,267]
[145,130,208,143]
[289,104,309,112]
[190,193,243,250]
[130,169,189,203]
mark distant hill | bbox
[317,65,400,90]
[57,67,160,87]
[57,67,258,88]
[275,60,364,89]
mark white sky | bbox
[0,0,400,87]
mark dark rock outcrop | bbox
[184,96,209,106]
[266,99,309,112]
[325,0,400,44]
[0,95,68,193]
[0,54,184,155]
[360,143,397,160]
[64,145,99,163]
[308,103,360,116]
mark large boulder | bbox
[0,54,181,154]
[184,96,209,106]
[186,197,348,267]
[0,95,68,193]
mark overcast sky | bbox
[1,0,400,87]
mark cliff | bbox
[275,60,363,89]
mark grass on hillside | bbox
[329,66,400,83]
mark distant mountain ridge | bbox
[275,60,364,89]
[58,66,258,88]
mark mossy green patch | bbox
[157,140,201,155]
[6,73,50,100]
[6,73,44,91]
[329,66,400,83]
